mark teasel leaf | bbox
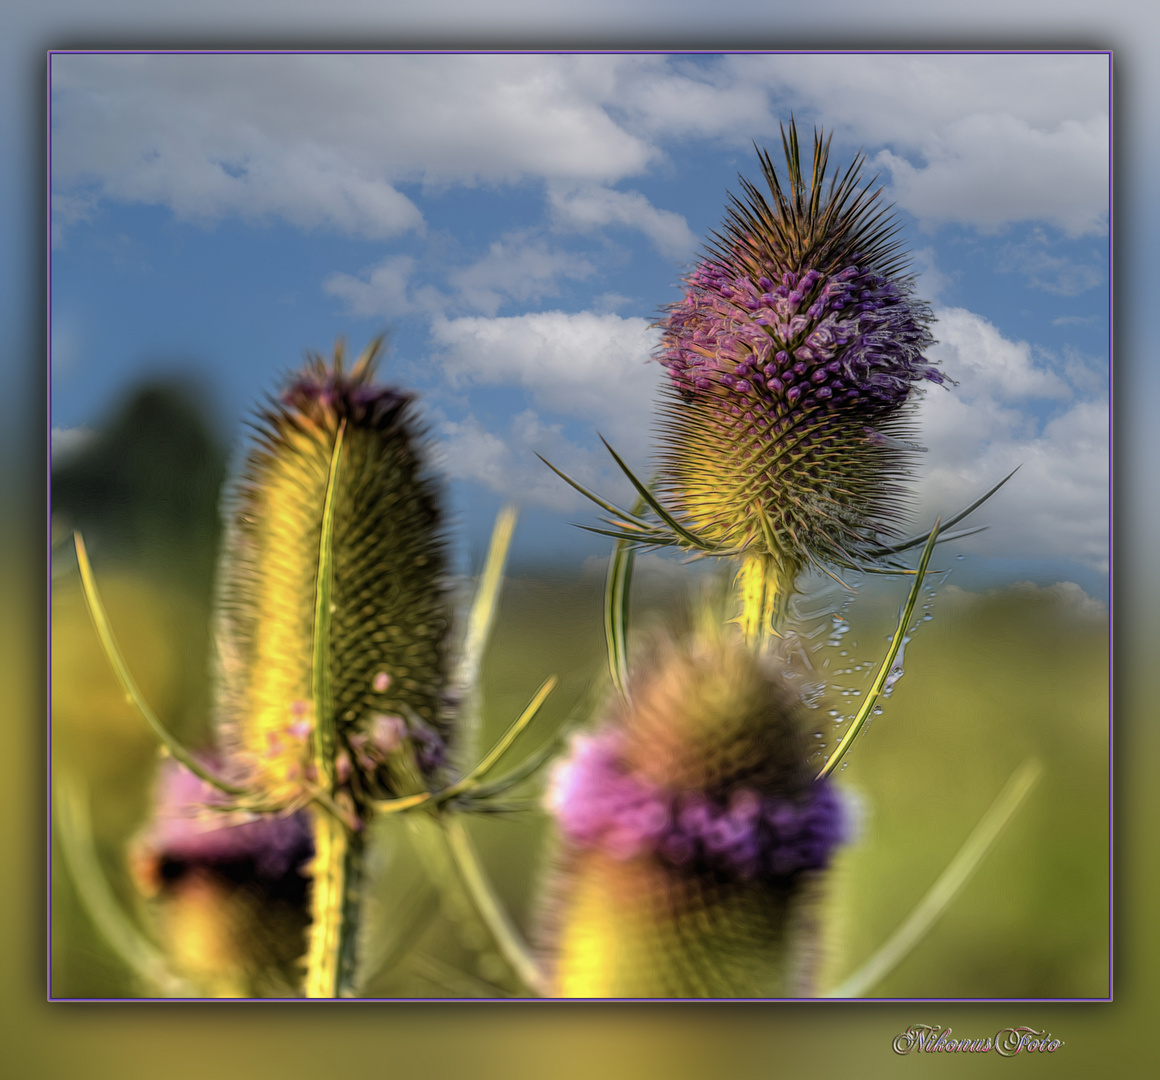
[441,675,558,799]
[605,499,645,701]
[864,466,1019,557]
[816,518,941,781]
[310,419,344,786]
[824,758,1042,997]
[73,531,245,797]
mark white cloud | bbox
[447,234,598,316]
[913,308,1108,571]
[51,54,658,238]
[997,230,1106,295]
[429,310,662,457]
[52,52,1109,246]
[51,425,96,460]
[929,307,1071,401]
[437,409,619,512]
[877,114,1108,237]
[727,53,1109,237]
[323,254,430,316]
[547,183,697,260]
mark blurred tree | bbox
[51,378,228,595]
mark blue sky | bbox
[48,51,1110,593]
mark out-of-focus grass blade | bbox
[354,878,438,993]
[817,519,941,780]
[409,951,517,998]
[440,816,545,995]
[824,758,1043,998]
[73,532,245,797]
[311,420,344,781]
[455,504,518,768]
[866,467,1018,557]
[54,775,193,997]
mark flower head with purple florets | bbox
[654,122,947,586]
[548,728,845,882]
[132,756,314,887]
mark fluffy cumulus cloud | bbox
[429,310,662,452]
[547,183,697,260]
[51,52,1108,245]
[437,409,619,513]
[50,53,660,241]
[912,308,1108,572]
[725,53,1109,236]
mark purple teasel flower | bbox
[548,728,845,882]
[131,755,314,888]
[652,122,947,583]
[541,633,849,997]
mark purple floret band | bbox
[546,731,846,881]
[138,758,314,880]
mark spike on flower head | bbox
[655,123,944,612]
[541,633,846,998]
[215,338,451,812]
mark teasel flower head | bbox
[215,338,451,818]
[655,122,943,625]
[128,755,314,996]
[541,632,846,997]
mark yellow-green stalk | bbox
[215,340,449,996]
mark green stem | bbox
[441,817,545,995]
[303,424,360,998]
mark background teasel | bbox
[541,630,845,998]
[215,338,451,996]
[216,337,451,811]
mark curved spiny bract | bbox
[542,633,845,998]
[216,340,451,812]
[655,123,943,627]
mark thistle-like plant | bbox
[542,628,845,997]
[540,123,990,643]
[211,339,452,995]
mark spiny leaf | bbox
[817,518,942,780]
[72,531,246,797]
[866,467,1019,557]
[311,420,345,785]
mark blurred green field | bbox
[51,557,1109,999]
[49,381,1109,1000]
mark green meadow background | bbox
[20,378,1138,1075]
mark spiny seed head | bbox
[656,122,944,582]
[216,339,451,809]
[542,633,845,997]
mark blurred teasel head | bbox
[129,755,315,996]
[542,632,846,997]
[655,122,943,620]
[215,339,451,818]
